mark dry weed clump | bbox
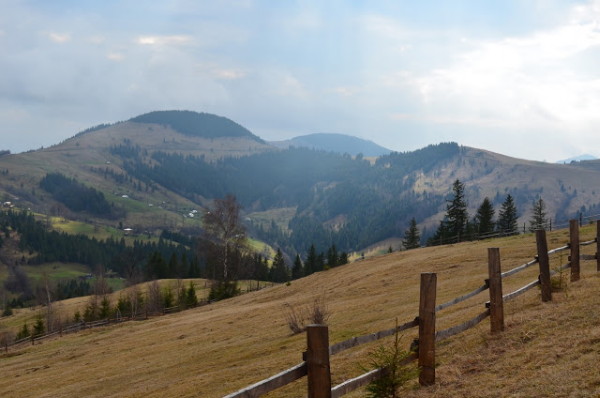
[283,296,330,334]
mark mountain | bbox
[556,154,598,164]
[271,133,392,157]
[2,110,600,260]
[128,110,264,142]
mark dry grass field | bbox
[1,225,599,397]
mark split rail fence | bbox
[225,219,600,398]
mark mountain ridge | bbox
[270,132,392,157]
[1,110,600,256]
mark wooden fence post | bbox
[306,324,331,398]
[487,248,504,333]
[569,219,580,282]
[535,229,552,302]
[596,220,600,272]
[418,272,437,386]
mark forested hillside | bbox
[2,110,600,273]
[109,142,458,253]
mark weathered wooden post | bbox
[569,219,580,282]
[487,248,504,333]
[306,324,331,398]
[418,272,437,386]
[596,220,600,272]
[535,229,552,302]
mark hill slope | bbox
[0,226,598,397]
[2,111,600,257]
[271,132,392,157]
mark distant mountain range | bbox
[556,154,598,164]
[2,109,600,257]
[270,133,392,157]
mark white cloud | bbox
[195,63,246,80]
[136,35,192,46]
[106,52,124,61]
[47,32,71,43]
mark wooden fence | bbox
[224,219,600,397]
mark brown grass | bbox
[0,226,599,397]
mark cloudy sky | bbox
[2,0,600,162]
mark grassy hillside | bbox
[0,225,597,397]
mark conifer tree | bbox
[529,197,549,232]
[497,194,519,235]
[185,282,198,308]
[326,245,338,268]
[304,244,318,276]
[291,254,304,280]
[475,197,495,236]
[338,252,349,265]
[402,218,421,249]
[429,179,468,245]
[269,249,289,283]
[446,179,468,240]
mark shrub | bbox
[283,296,330,335]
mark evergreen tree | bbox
[338,252,349,265]
[99,296,111,319]
[291,254,304,280]
[252,254,269,281]
[529,197,549,232]
[497,194,519,235]
[304,244,318,276]
[16,322,30,340]
[402,218,420,249]
[429,179,468,245]
[269,249,289,283]
[326,245,338,268]
[475,197,495,237]
[33,316,45,337]
[316,253,325,272]
[446,179,468,240]
[185,282,198,307]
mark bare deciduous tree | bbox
[202,195,246,281]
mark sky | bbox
[2,0,600,162]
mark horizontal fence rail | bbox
[435,283,488,312]
[223,362,307,398]
[436,309,490,342]
[501,258,539,278]
[330,353,418,398]
[329,318,418,356]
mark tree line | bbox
[425,179,555,246]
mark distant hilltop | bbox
[270,133,392,157]
[556,154,598,164]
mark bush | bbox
[283,296,330,335]
[208,280,240,302]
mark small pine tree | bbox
[338,252,349,265]
[529,197,549,232]
[269,249,289,283]
[304,244,318,276]
[364,321,418,397]
[16,322,30,340]
[475,197,495,237]
[99,296,111,319]
[185,282,198,308]
[291,254,304,280]
[497,194,519,235]
[163,285,174,308]
[33,316,45,337]
[402,218,421,249]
